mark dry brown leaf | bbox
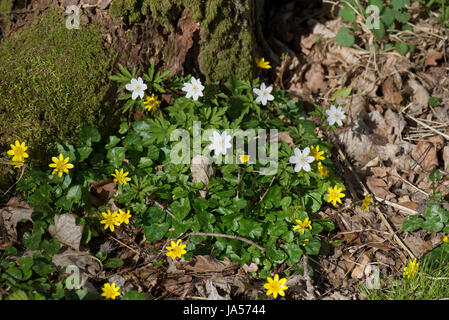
[184,255,237,273]
[278,131,295,147]
[399,201,418,211]
[408,79,429,113]
[0,197,33,242]
[242,263,258,273]
[304,63,327,93]
[382,77,403,109]
[366,176,391,199]
[351,252,371,279]
[190,155,214,198]
[425,50,443,67]
[427,135,444,151]
[48,214,84,251]
[443,146,449,171]
[412,140,438,172]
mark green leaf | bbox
[77,146,92,162]
[32,260,56,277]
[394,10,411,23]
[339,4,356,22]
[78,126,101,146]
[429,168,443,182]
[428,97,441,107]
[331,87,352,101]
[402,215,424,232]
[371,22,385,40]
[122,291,146,300]
[284,243,303,264]
[118,63,133,79]
[380,7,395,25]
[8,290,28,300]
[266,242,288,264]
[395,42,409,56]
[107,147,126,168]
[238,219,263,239]
[304,238,321,255]
[105,258,124,269]
[392,0,409,10]
[22,231,42,251]
[336,27,355,47]
[422,216,444,233]
[119,122,129,134]
[105,136,121,149]
[144,223,170,242]
[66,185,82,203]
[169,198,191,220]
[423,203,449,223]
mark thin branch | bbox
[153,200,176,220]
[302,255,316,299]
[407,114,449,140]
[187,232,265,254]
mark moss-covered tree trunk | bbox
[110,0,268,82]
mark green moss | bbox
[110,0,255,82]
[0,0,13,13]
[0,0,14,33]
[109,0,146,24]
[198,0,254,82]
[0,7,116,169]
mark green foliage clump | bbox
[0,7,116,169]
[11,62,346,293]
[109,0,147,24]
[337,0,414,55]
[109,0,255,82]
[402,169,449,264]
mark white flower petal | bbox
[302,163,311,172]
[302,147,310,156]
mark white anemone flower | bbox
[253,82,274,106]
[289,147,315,172]
[325,105,346,126]
[125,77,147,100]
[182,76,205,101]
[208,131,232,156]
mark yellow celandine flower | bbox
[7,140,29,162]
[310,145,325,161]
[302,238,309,247]
[101,282,121,300]
[255,57,271,69]
[403,258,419,279]
[112,168,131,185]
[263,274,288,299]
[326,185,345,206]
[317,161,329,178]
[294,217,312,234]
[49,153,74,178]
[144,93,161,112]
[116,209,132,225]
[100,210,120,232]
[239,154,250,163]
[13,160,24,169]
[166,239,187,260]
[443,236,449,243]
[361,193,373,212]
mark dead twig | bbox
[406,114,449,140]
[302,255,317,299]
[153,200,176,220]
